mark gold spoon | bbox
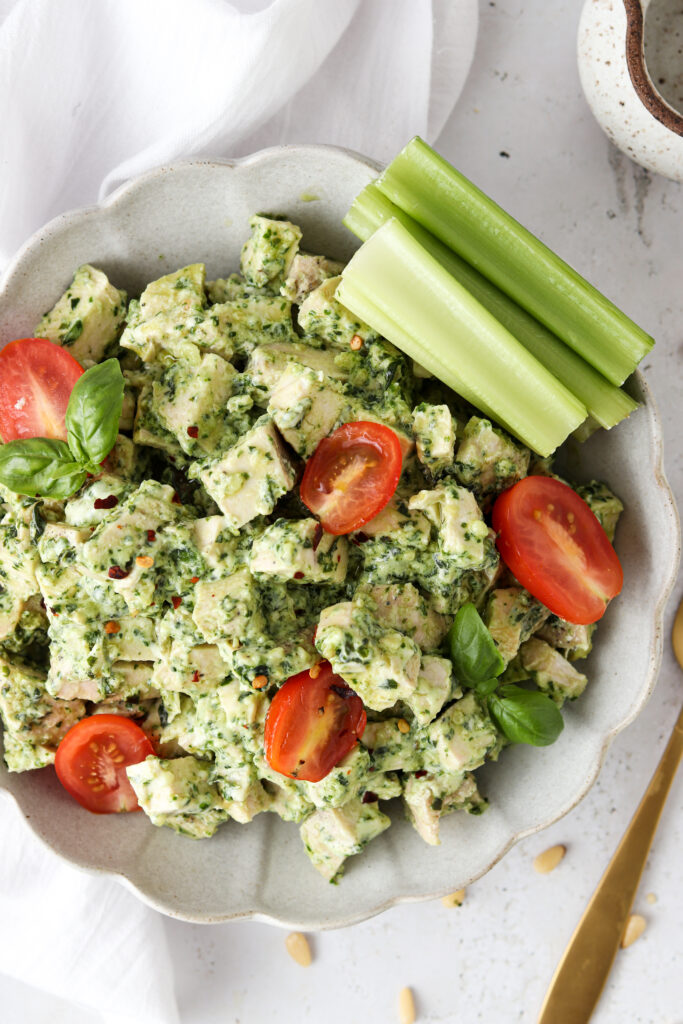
[537,599,683,1024]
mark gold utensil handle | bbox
[537,703,683,1024]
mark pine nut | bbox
[621,913,646,948]
[397,718,410,734]
[252,675,268,689]
[441,888,466,908]
[533,844,566,874]
[398,986,416,1024]
[646,892,657,905]
[104,621,120,635]
[136,555,154,568]
[285,931,312,966]
[350,334,363,351]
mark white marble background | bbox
[2,0,682,1021]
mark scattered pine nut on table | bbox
[533,844,566,874]
[397,985,416,1024]
[441,889,466,908]
[621,914,647,948]
[285,931,312,967]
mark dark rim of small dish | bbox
[623,0,683,136]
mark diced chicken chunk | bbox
[241,215,302,289]
[196,417,296,529]
[455,416,530,503]
[483,587,550,665]
[268,364,346,457]
[298,277,375,349]
[412,403,456,477]
[36,264,127,364]
[250,518,348,584]
[247,341,348,391]
[281,252,344,303]
[403,770,485,846]
[576,481,624,542]
[365,583,449,651]
[360,718,422,773]
[192,568,265,646]
[127,754,231,838]
[153,351,236,455]
[519,637,588,705]
[423,693,498,773]
[299,798,391,881]
[315,599,421,712]
[411,656,454,725]
[0,652,86,771]
[535,616,595,661]
[409,480,490,569]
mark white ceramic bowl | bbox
[0,146,679,928]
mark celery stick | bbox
[337,219,587,457]
[344,185,638,430]
[375,138,654,386]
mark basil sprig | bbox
[65,359,125,470]
[446,603,564,748]
[447,603,504,687]
[488,685,564,747]
[0,358,123,499]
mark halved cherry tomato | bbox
[0,337,83,442]
[300,421,402,535]
[264,662,367,782]
[54,715,154,813]
[491,476,623,625]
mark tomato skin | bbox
[300,421,402,535]
[492,476,623,625]
[54,715,155,814]
[264,662,367,782]
[0,337,83,442]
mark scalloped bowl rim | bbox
[0,146,679,929]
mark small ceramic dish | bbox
[578,0,683,181]
[0,146,679,928]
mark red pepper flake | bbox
[415,770,428,779]
[293,570,304,580]
[108,565,129,580]
[351,531,369,546]
[192,670,201,683]
[147,530,156,543]
[172,492,182,505]
[312,626,318,642]
[362,791,378,804]
[191,576,199,584]
[172,596,182,609]
[312,524,323,552]
[94,495,119,510]
[187,426,199,438]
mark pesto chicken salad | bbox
[0,141,638,884]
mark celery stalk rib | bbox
[375,138,654,386]
[337,219,587,457]
[343,184,638,430]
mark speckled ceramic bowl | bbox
[0,147,679,928]
[579,0,683,181]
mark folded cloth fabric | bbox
[0,0,478,270]
[0,1,477,1021]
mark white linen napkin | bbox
[0,1,478,1021]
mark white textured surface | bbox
[2,0,682,1022]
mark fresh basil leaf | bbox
[488,686,564,747]
[446,603,505,688]
[0,438,87,499]
[65,358,124,468]
[473,677,500,698]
